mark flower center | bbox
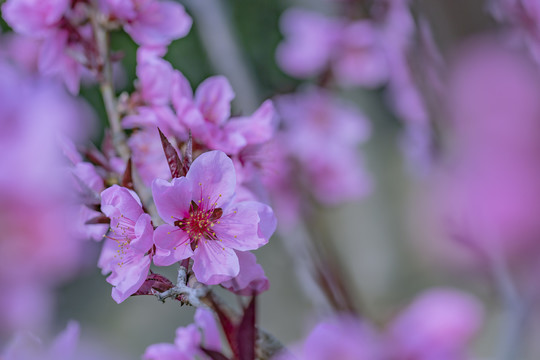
[174,201,223,243]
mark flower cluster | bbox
[1,0,192,93]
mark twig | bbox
[153,266,209,306]
[490,249,528,360]
[88,2,129,160]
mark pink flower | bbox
[276,9,389,87]
[276,9,341,78]
[280,315,383,360]
[113,0,193,47]
[71,162,108,241]
[435,38,540,264]
[2,0,70,37]
[273,88,372,206]
[98,185,154,303]
[171,72,277,155]
[332,20,390,88]
[128,129,172,186]
[2,321,80,360]
[221,251,269,295]
[123,48,184,137]
[387,288,484,360]
[0,57,89,334]
[152,150,276,285]
[144,308,221,359]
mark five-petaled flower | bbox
[98,185,154,303]
[152,150,276,285]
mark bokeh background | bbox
[1,0,539,358]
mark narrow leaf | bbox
[121,158,134,190]
[182,130,193,174]
[158,128,183,178]
[237,296,257,360]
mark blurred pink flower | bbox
[278,315,383,360]
[276,8,341,79]
[152,150,276,285]
[98,185,154,303]
[0,57,90,334]
[276,9,389,88]
[2,0,69,37]
[438,39,540,262]
[272,88,372,208]
[387,288,484,360]
[102,0,192,47]
[144,308,221,359]
[128,129,172,186]
[2,321,80,360]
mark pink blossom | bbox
[2,321,80,360]
[276,9,341,78]
[273,88,372,206]
[71,162,108,241]
[387,288,484,360]
[123,48,185,137]
[144,307,221,360]
[152,150,276,285]
[281,315,383,360]
[128,129,172,186]
[98,185,154,303]
[0,57,89,334]
[276,9,389,87]
[114,0,193,47]
[171,72,278,155]
[38,29,86,94]
[221,251,270,295]
[2,0,70,37]
[436,39,540,263]
[332,20,390,88]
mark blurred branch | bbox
[89,3,129,160]
[153,266,285,359]
[180,0,260,113]
[490,250,528,360]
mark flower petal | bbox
[194,308,221,351]
[133,212,154,252]
[109,254,151,303]
[152,177,192,224]
[192,241,239,285]
[101,184,143,223]
[195,76,234,125]
[153,224,193,266]
[221,251,269,296]
[216,201,275,251]
[186,150,236,207]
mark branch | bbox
[88,2,129,160]
[490,249,528,360]
[153,266,209,307]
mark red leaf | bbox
[200,348,230,360]
[237,296,257,360]
[121,158,134,190]
[182,130,193,174]
[158,128,184,178]
[85,215,110,225]
[133,273,174,296]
